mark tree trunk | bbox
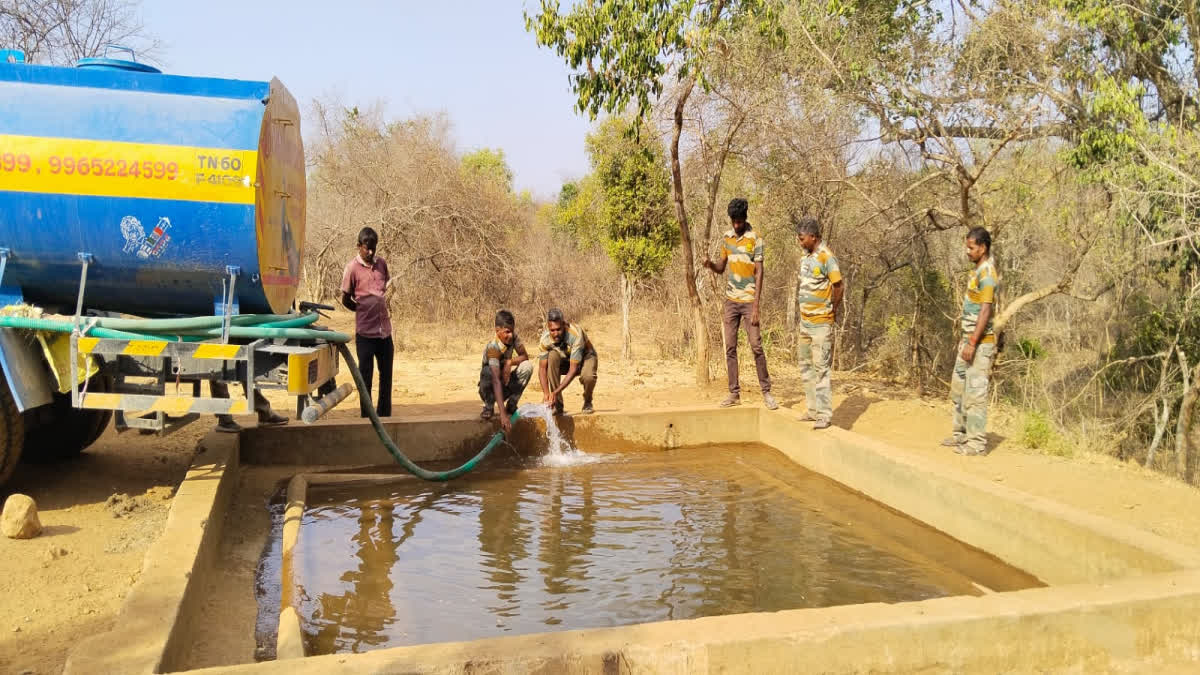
[857,287,871,357]
[1146,399,1170,469]
[1175,349,1200,482]
[620,273,633,362]
[909,300,922,392]
[702,111,745,245]
[671,77,710,386]
[786,275,798,362]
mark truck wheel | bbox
[0,371,26,486]
[81,405,113,448]
[22,376,112,463]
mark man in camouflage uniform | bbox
[479,309,532,433]
[537,308,598,415]
[943,227,998,456]
[794,218,844,429]
[703,198,778,410]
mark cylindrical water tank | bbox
[0,55,305,316]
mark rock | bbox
[2,494,43,539]
[43,545,70,562]
[105,492,153,518]
[105,493,132,517]
[147,485,173,501]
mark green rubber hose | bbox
[92,312,319,331]
[336,342,513,481]
[0,312,486,479]
[150,325,351,341]
[0,314,349,343]
[0,315,204,341]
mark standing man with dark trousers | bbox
[703,198,778,410]
[341,226,393,418]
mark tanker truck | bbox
[0,47,344,486]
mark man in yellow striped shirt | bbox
[704,198,777,410]
[943,227,999,456]
[794,218,844,429]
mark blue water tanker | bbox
[0,50,306,316]
[0,50,343,489]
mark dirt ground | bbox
[4,309,1200,674]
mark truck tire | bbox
[0,371,26,486]
[21,376,112,463]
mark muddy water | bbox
[279,444,1041,655]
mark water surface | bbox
[276,444,1041,655]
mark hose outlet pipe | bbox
[301,382,354,424]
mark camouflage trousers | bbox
[949,337,995,453]
[798,320,833,423]
[478,360,534,411]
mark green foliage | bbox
[1021,411,1073,456]
[1106,296,1200,391]
[1021,411,1054,448]
[461,147,514,191]
[1017,338,1046,360]
[817,0,933,57]
[884,314,911,337]
[589,117,679,277]
[1055,2,1200,272]
[1063,76,1145,171]
[525,0,785,122]
[552,177,606,249]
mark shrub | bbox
[1021,411,1073,457]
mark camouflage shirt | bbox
[797,242,843,324]
[720,224,764,303]
[961,257,998,343]
[482,334,526,368]
[537,323,596,364]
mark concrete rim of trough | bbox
[64,406,1200,673]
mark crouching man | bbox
[479,309,533,433]
[538,308,598,415]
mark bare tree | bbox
[1,0,160,65]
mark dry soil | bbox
[4,310,1200,674]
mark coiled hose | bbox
[0,310,511,481]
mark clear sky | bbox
[141,0,590,199]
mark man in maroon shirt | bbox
[341,227,393,418]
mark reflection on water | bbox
[281,444,1041,655]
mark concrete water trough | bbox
[64,406,1200,674]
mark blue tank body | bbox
[0,56,306,316]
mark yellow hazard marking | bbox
[227,398,249,414]
[151,396,196,416]
[76,337,100,354]
[123,340,167,356]
[79,392,121,409]
[0,134,257,205]
[192,343,241,359]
